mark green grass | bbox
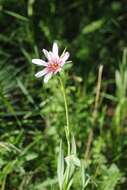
[0,0,127,189]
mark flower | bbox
[32,42,70,83]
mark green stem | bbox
[59,76,70,156]
[1,176,7,190]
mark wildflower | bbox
[32,42,70,83]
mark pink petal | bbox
[54,67,62,74]
[44,72,53,83]
[43,49,51,60]
[61,52,70,62]
[49,51,54,60]
[35,68,48,78]
[32,59,47,66]
[52,42,58,56]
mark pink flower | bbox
[32,42,70,83]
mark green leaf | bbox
[26,153,38,161]
[4,10,29,22]
[57,141,64,190]
[100,164,122,190]
[82,19,105,34]
[71,136,76,155]
[34,178,57,189]
[3,160,17,175]
[17,79,34,104]
[65,155,80,167]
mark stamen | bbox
[48,61,60,72]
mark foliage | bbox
[0,0,127,189]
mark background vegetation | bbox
[0,0,127,189]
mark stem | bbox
[1,176,7,190]
[59,76,70,156]
[85,65,103,161]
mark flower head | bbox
[32,42,70,83]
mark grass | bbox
[0,0,127,189]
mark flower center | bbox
[48,62,60,72]
[51,63,59,69]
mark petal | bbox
[32,59,47,66]
[43,49,51,60]
[61,52,70,62]
[35,68,48,78]
[44,72,53,83]
[52,42,58,56]
[49,51,54,60]
[54,67,62,74]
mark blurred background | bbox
[0,0,127,189]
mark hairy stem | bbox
[59,76,70,156]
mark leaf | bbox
[115,70,121,91]
[66,178,73,190]
[57,141,64,190]
[122,48,127,66]
[0,142,20,153]
[26,153,38,161]
[34,178,57,189]
[100,164,122,190]
[4,10,29,22]
[81,162,85,188]
[82,19,105,34]
[27,0,35,16]
[17,79,34,104]
[3,160,17,175]
[65,155,80,167]
[71,136,76,155]
[0,142,10,151]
